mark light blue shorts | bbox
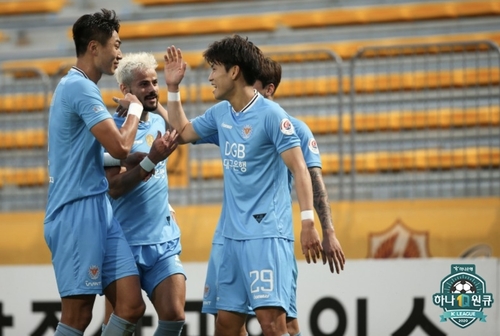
[131,238,186,298]
[202,242,224,315]
[216,237,295,315]
[44,194,138,297]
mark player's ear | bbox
[88,40,98,55]
[267,83,275,97]
[230,65,240,80]
[119,84,130,95]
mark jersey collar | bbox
[232,89,259,114]
[70,66,89,79]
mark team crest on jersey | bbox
[280,118,294,135]
[88,265,100,280]
[146,134,154,147]
[92,105,105,113]
[242,125,252,139]
[308,138,319,154]
[204,284,210,298]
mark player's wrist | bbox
[300,210,314,222]
[167,91,181,102]
[127,102,143,119]
[139,156,156,172]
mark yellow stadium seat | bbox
[3,31,500,77]
[133,0,216,5]
[131,1,500,33]
[189,147,500,179]
[98,68,500,106]
[0,167,47,187]
[3,106,498,149]
[112,14,277,40]
[0,129,46,149]
[0,93,50,113]
[0,0,66,16]
[1,147,497,186]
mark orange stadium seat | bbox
[133,0,217,5]
[4,106,498,149]
[299,106,500,134]
[190,147,500,178]
[3,31,500,77]
[278,1,500,28]
[1,67,498,113]
[121,1,500,39]
[0,92,49,113]
[0,167,47,187]
[2,147,497,187]
[98,67,500,104]
[0,0,66,16]
[116,14,277,39]
[0,129,46,149]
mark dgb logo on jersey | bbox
[432,264,494,329]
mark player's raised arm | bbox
[163,45,200,144]
[281,146,323,264]
[91,93,143,159]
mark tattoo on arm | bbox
[309,167,333,230]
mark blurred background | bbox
[0,0,499,334]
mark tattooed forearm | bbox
[308,167,333,230]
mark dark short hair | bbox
[203,34,264,85]
[257,57,282,93]
[72,8,120,57]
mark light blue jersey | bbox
[198,115,322,315]
[196,115,322,243]
[45,67,111,221]
[108,113,180,246]
[192,94,300,240]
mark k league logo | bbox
[433,264,494,329]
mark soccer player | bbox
[102,52,185,336]
[163,35,323,336]
[199,57,346,336]
[43,9,174,336]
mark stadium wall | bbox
[0,197,498,264]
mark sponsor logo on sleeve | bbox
[280,118,294,135]
[308,138,319,154]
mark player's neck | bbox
[75,57,102,84]
[230,86,257,113]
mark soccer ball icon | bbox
[451,279,476,294]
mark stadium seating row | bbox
[2,106,498,149]
[1,67,498,112]
[3,31,500,77]
[115,1,500,40]
[1,147,498,187]
[133,0,226,5]
[190,147,500,179]
[0,0,66,16]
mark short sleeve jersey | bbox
[192,94,300,240]
[196,114,322,243]
[108,113,180,245]
[45,67,111,221]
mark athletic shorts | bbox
[131,238,185,298]
[202,242,225,315]
[216,237,295,314]
[44,194,138,297]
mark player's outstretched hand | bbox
[164,45,187,88]
[300,221,323,264]
[148,130,179,164]
[113,93,142,110]
[321,228,346,274]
